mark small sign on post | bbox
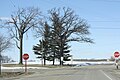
[114,52,120,69]
[23,53,29,74]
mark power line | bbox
[91,27,120,29]
[88,21,120,22]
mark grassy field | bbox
[2,64,70,68]
[2,64,43,67]
[0,72,34,78]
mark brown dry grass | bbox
[0,72,33,78]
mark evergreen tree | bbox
[33,22,51,65]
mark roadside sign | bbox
[114,52,120,58]
[23,53,29,60]
[23,53,29,74]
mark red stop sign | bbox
[114,52,120,58]
[23,54,29,60]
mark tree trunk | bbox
[53,59,55,65]
[19,36,23,64]
[60,38,64,66]
[53,52,55,65]
[60,49,63,66]
[60,57,62,65]
[43,55,46,65]
[44,58,46,65]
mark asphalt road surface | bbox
[1,65,120,80]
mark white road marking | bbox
[100,70,113,80]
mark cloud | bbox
[0,17,11,20]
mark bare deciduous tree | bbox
[5,7,42,64]
[0,34,12,53]
[48,7,93,65]
[1,55,11,63]
[0,34,12,75]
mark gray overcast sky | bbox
[1,0,120,61]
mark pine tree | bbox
[33,22,51,65]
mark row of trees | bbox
[0,7,93,65]
[33,8,93,65]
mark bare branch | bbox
[0,34,12,53]
[13,39,20,49]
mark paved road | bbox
[1,65,120,80]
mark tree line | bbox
[0,7,93,66]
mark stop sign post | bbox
[114,52,120,69]
[23,53,29,74]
